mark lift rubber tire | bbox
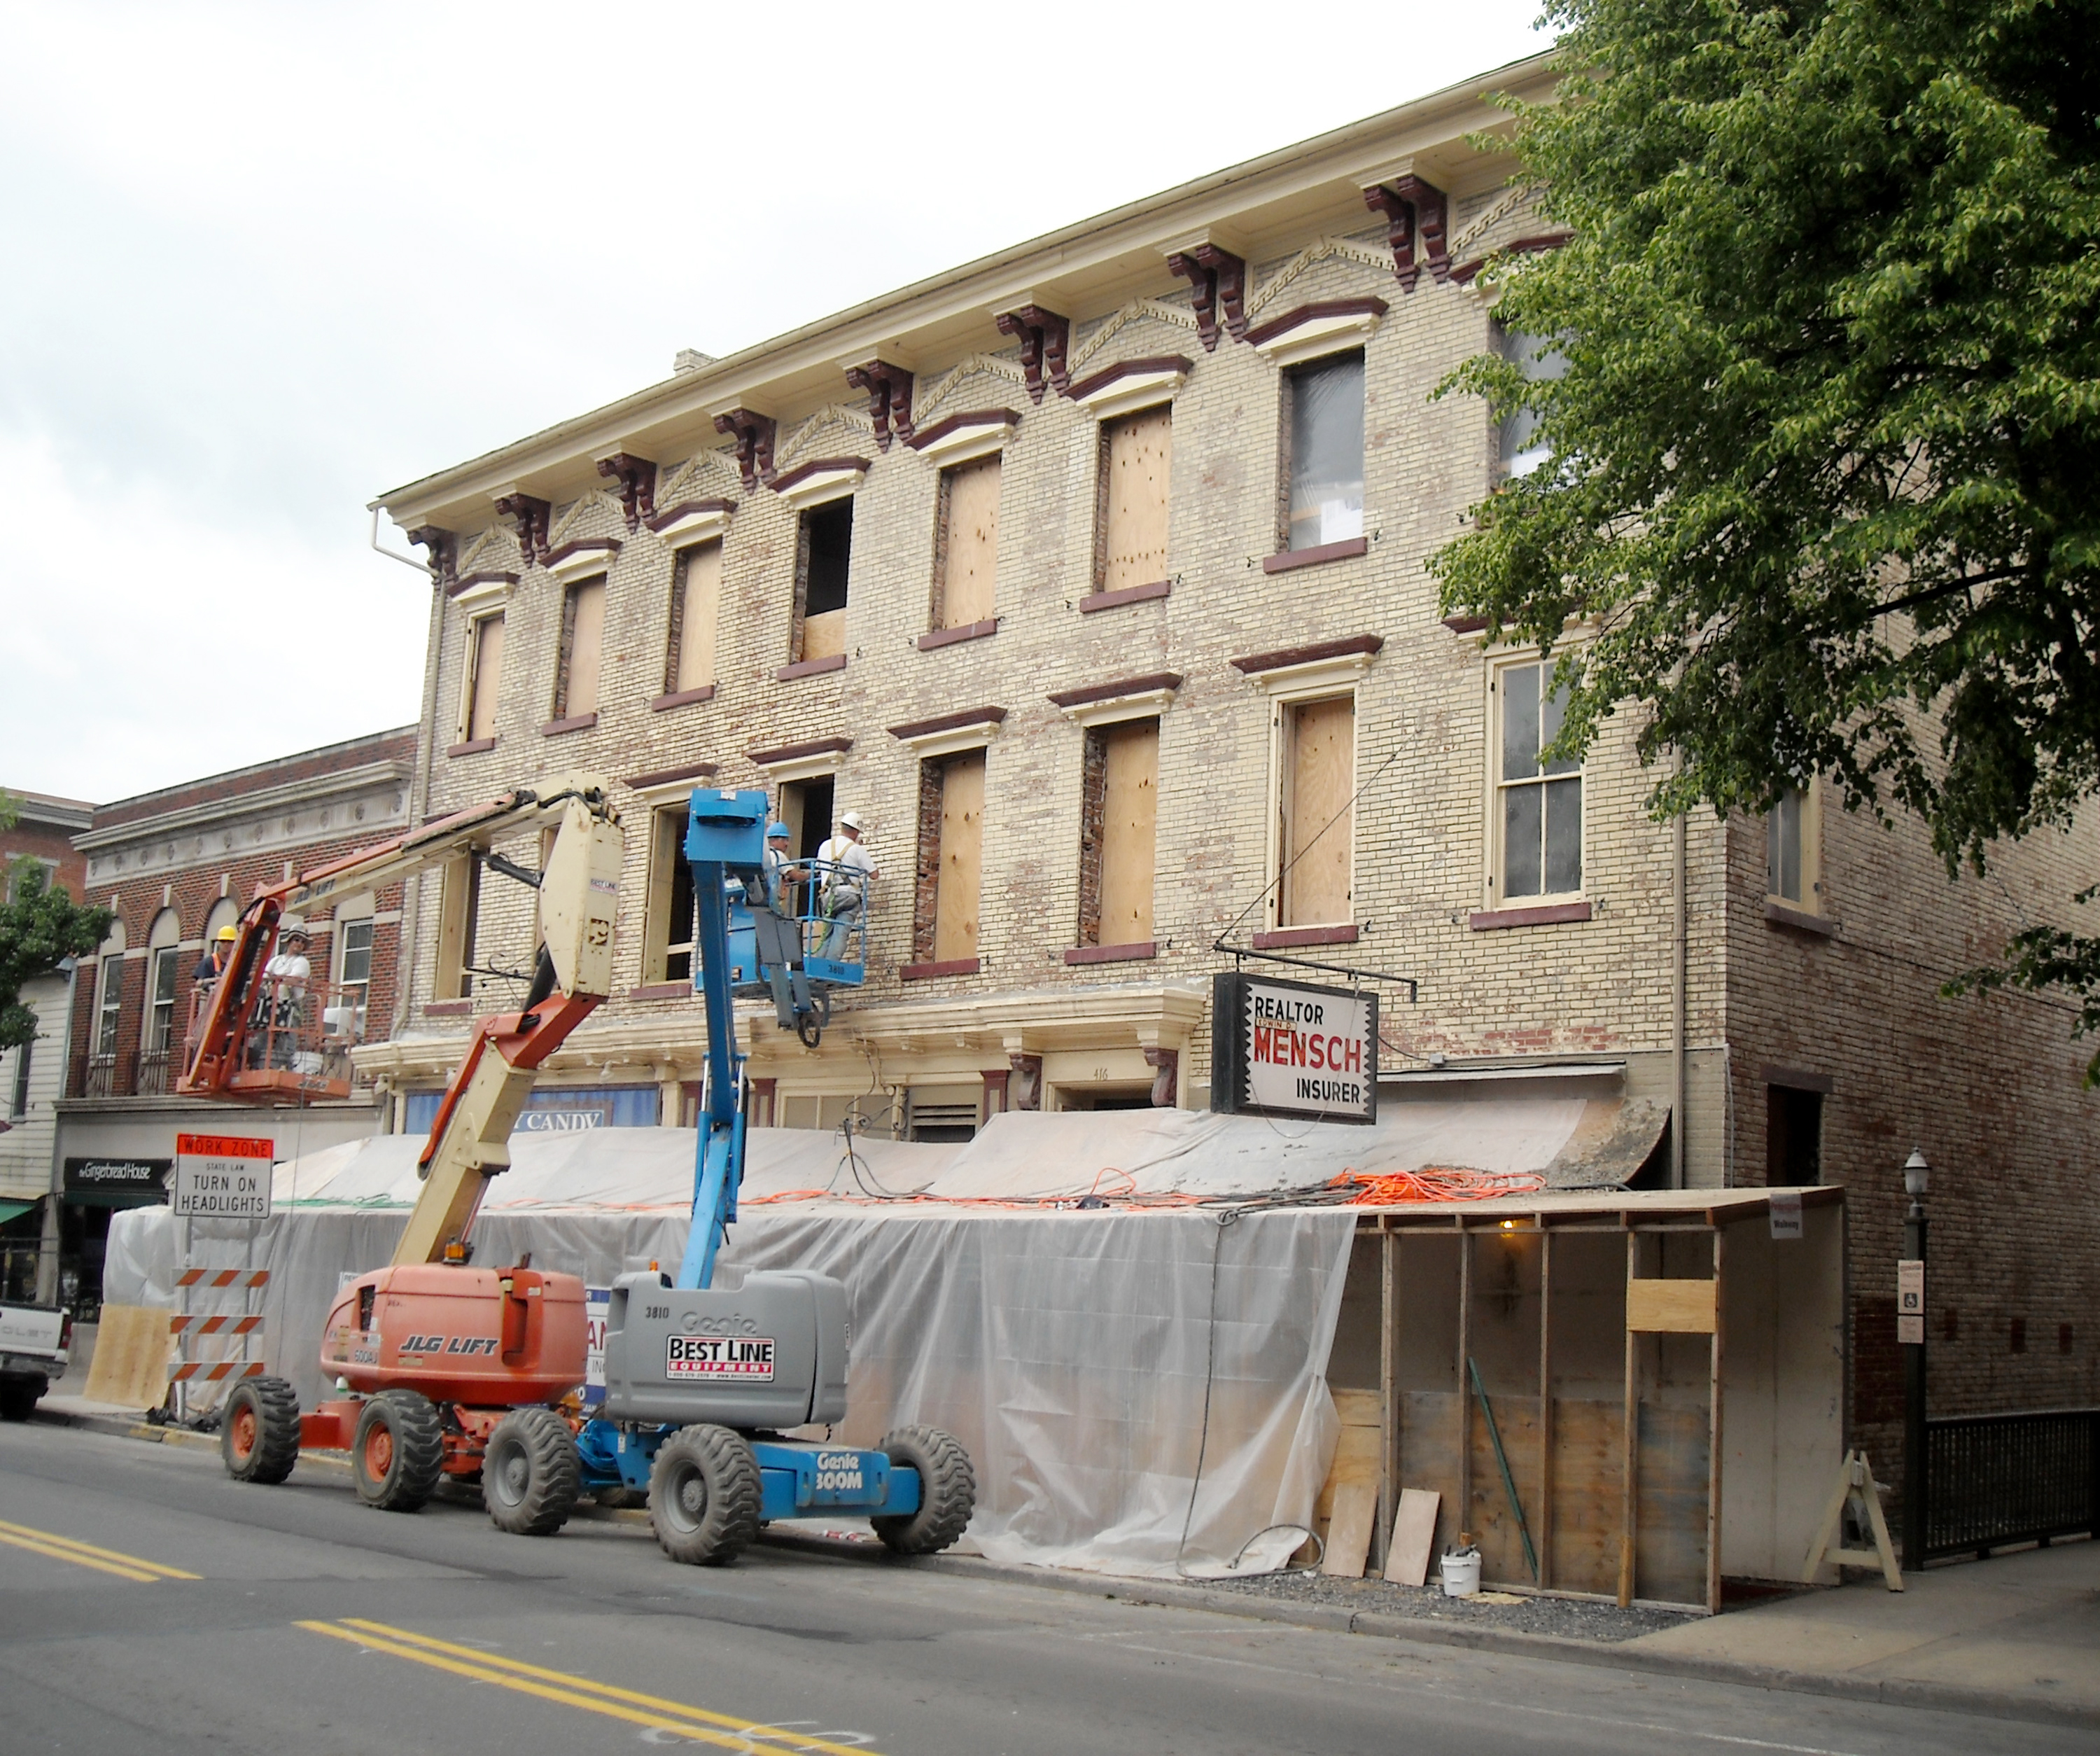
[648,1425,762,1566]
[0,1377,45,1423]
[221,1375,300,1484]
[482,1407,580,1536]
[351,1390,445,1512]
[872,1425,976,1555]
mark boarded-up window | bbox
[643,807,698,984]
[465,613,505,742]
[796,500,853,662]
[555,577,606,717]
[1096,405,1170,592]
[434,853,479,1000]
[932,457,1000,628]
[1497,660,1581,899]
[1278,695,1354,928]
[1286,352,1364,551]
[666,542,721,695]
[1079,719,1158,945]
[913,753,986,965]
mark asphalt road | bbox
[0,1419,2084,1756]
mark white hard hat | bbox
[840,809,867,832]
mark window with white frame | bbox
[1494,659,1583,900]
[8,1038,29,1118]
[1493,322,1568,480]
[337,917,374,1034]
[5,857,55,904]
[1766,783,1821,910]
[94,952,125,1059]
[1284,351,1364,551]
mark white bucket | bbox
[1441,1550,1483,1597]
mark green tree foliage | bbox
[1432,0,2100,1060]
[0,866,111,1053]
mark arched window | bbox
[92,917,127,1063]
[144,908,182,1064]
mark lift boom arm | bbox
[178,774,624,1266]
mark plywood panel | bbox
[466,614,504,741]
[84,1305,172,1409]
[1323,1479,1378,1578]
[1385,1488,1441,1587]
[1101,406,1170,592]
[564,578,606,716]
[1397,1389,1464,1561]
[1467,1391,1544,1587]
[1282,695,1354,927]
[1628,1278,1718,1333]
[1637,1401,1712,1606]
[801,606,846,662]
[1098,720,1158,943]
[1548,1397,1626,1595]
[939,457,1000,626]
[933,753,985,963]
[675,542,722,692]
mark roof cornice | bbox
[74,760,412,852]
[374,53,1557,533]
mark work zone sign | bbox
[172,1134,274,1220]
[1210,972,1378,1124]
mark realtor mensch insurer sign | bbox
[1210,972,1378,1124]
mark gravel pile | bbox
[1203,1567,1698,1643]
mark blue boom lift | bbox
[570,788,974,1565]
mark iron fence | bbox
[1924,1408,2099,1559]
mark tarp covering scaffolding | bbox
[106,1092,1661,1577]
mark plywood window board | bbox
[1096,405,1171,593]
[933,456,1000,629]
[555,577,607,717]
[933,751,986,964]
[465,614,505,742]
[642,807,698,986]
[1278,695,1354,928]
[667,541,722,695]
[433,852,479,1001]
[1098,719,1158,944]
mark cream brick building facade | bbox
[361,54,2097,1451]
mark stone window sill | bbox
[651,685,716,712]
[1765,899,1837,937]
[628,981,690,1001]
[446,737,496,758]
[1079,580,1170,614]
[1470,900,1593,931]
[424,1000,472,1017]
[918,619,997,651]
[900,958,980,981]
[542,712,598,737]
[1262,536,1368,576]
[1251,924,1359,949]
[778,653,847,681]
[1063,941,1157,966]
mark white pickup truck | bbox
[0,1302,71,1421]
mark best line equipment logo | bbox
[666,1334,775,1382]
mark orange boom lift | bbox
[178,775,622,1531]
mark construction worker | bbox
[814,810,876,960]
[192,922,237,988]
[761,821,797,915]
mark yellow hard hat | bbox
[216,924,238,942]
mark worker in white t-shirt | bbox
[262,926,313,1065]
[813,811,876,960]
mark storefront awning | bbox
[0,1199,36,1226]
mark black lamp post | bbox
[1901,1148,1930,1572]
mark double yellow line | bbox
[298,1619,885,1755]
[0,1517,200,1582]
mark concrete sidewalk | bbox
[27,1390,2097,1730]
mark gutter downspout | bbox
[1670,807,1688,1190]
[372,508,445,1136]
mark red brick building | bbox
[51,729,416,1309]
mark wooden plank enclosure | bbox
[1322,1186,1845,1611]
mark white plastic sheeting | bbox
[102,1090,1653,1577]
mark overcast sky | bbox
[0,1,1550,807]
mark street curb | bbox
[30,1408,2092,1732]
[757,1530,2100,1733]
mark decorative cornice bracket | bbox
[844,359,916,451]
[1363,176,1450,293]
[594,452,659,531]
[406,526,457,587]
[710,409,778,492]
[993,304,1070,405]
[491,492,553,566]
[1164,244,1247,351]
